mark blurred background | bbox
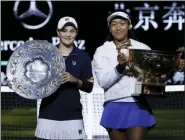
[1,0,185,140]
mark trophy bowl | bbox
[128,49,181,96]
[128,49,180,85]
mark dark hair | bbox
[105,9,138,41]
[108,9,131,24]
[58,22,77,31]
[109,16,129,26]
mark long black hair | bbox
[105,9,138,41]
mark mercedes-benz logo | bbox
[13,0,53,30]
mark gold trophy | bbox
[117,40,182,96]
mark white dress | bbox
[35,118,86,140]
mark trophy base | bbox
[134,82,166,97]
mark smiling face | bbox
[57,24,77,47]
[109,17,130,42]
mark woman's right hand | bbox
[7,79,12,89]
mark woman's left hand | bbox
[61,72,77,84]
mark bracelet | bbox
[116,63,126,75]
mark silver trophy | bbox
[6,40,66,99]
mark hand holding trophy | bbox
[128,49,181,96]
[116,40,181,96]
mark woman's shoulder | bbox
[95,41,115,54]
[130,39,151,50]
